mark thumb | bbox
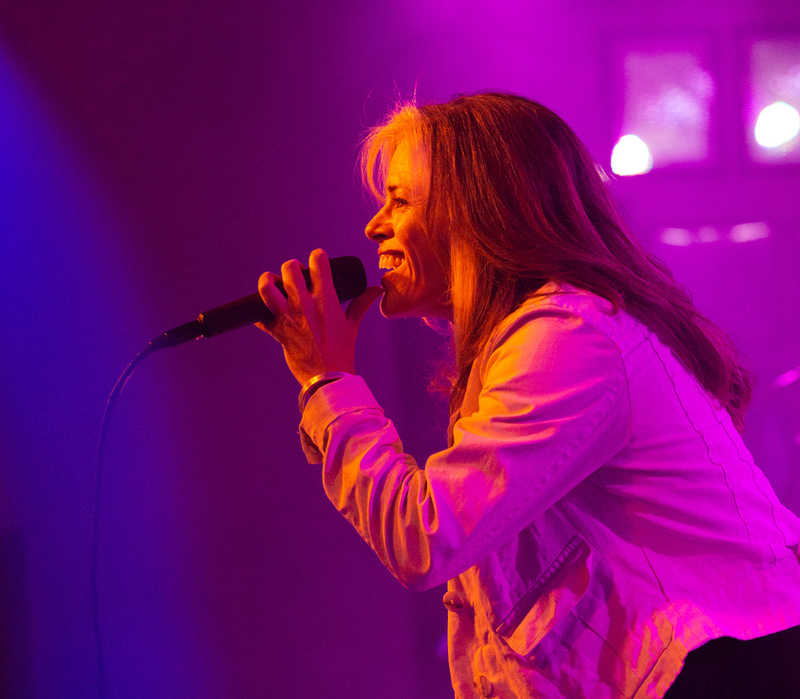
[345,286,383,330]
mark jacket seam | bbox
[646,334,753,543]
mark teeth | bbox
[379,253,405,270]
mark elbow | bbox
[384,551,439,592]
[384,544,457,592]
[369,480,464,591]
[395,567,449,592]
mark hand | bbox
[256,249,383,385]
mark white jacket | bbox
[299,285,800,698]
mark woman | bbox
[258,93,800,699]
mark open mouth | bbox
[379,252,405,271]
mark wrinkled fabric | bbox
[298,285,800,699]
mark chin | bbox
[379,290,421,319]
[379,295,411,318]
[379,293,450,320]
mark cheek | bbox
[419,247,448,285]
[408,233,443,275]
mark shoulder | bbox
[468,284,632,409]
[485,283,638,364]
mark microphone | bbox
[148,256,367,352]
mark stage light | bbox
[660,228,693,246]
[729,221,770,243]
[660,222,770,246]
[774,367,800,389]
[611,134,653,175]
[613,46,715,172]
[754,101,800,149]
[747,39,800,162]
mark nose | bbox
[365,203,392,242]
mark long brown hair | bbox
[361,92,752,431]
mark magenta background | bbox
[1,1,798,697]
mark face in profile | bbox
[364,140,451,320]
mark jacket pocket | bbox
[495,535,591,656]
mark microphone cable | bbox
[91,338,169,698]
[90,256,366,696]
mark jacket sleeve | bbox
[298,307,631,590]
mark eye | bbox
[392,197,409,207]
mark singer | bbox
[257,93,800,699]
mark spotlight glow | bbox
[754,101,800,149]
[610,134,653,176]
[729,222,770,243]
[661,228,693,246]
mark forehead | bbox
[386,139,429,190]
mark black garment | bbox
[664,625,800,699]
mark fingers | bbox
[262,251,346,312]
[255,253,379,383]
[308,249,341,308]
[280,258,311,307]
[257,270,288,329]
[256,263,307,340]
[258,259,311,327]
[256,251,374,361]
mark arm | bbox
[300,307,631,590]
